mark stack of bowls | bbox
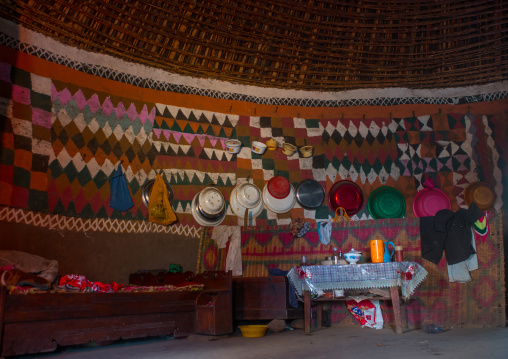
[263,176,296,213]
[230,183,263,219]
[191,187,227,226]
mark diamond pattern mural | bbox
[49,81,157,220]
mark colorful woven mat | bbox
[198,214,505,328]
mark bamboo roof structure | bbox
[1,0,508,91]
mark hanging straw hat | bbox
[464,181,495,211]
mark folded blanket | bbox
[0,268,50,290]
[0,250,59,284]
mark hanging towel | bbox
[110,166,134,212]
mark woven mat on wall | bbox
[197,214,505,328]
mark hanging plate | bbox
[295,179,325,210]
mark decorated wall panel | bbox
[0,58,505,235]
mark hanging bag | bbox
[318,219,332,245]
[333,207,351,223]
[109,166,134,212]
[148,174,177,225]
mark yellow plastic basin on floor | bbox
[239,325,268,338]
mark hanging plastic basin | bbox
[368,186,406,219]
[267,176,291,199]
[328,180,364,215]
[413,188,451,217]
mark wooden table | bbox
[287,262,428,334]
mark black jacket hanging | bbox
[420,202,483,265]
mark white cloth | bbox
[211,226,243,276]
[318,220,332,245]
[447,228,478,283]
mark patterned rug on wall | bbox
[0,61,504,234]
[197,214,505,328]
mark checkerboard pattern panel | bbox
[235,116,326,226]
[0,63,52,212]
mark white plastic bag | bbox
[346,299,384,329]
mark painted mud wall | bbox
[0,20,506,327]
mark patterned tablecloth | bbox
[287,262,428,300]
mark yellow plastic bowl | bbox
[239,325,268,338]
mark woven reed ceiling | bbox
[2,0,508,91]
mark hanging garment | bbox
[436,202,483,265]
[420,202,483,265]
[447,228,478,283]
[211,226,242,276]
[110,166,134,212]
[420,216,446,264]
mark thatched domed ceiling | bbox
[2,0,508,91]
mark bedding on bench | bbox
[0,270,232,357]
